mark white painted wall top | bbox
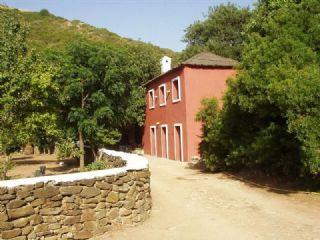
[161,56,172,73]
[0,149,149,188]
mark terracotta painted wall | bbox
[184,66,236,161]
[142,67,188,161]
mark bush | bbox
[0,156,15,180]
[85,153,125,171]
[56,138,81,161]
[39,9,50,16]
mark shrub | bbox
[0,156,15,180]
[85,154,125,171]
[56,138,81,161]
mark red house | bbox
[142,52,237,162]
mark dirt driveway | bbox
[97,156,320,240]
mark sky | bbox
[3,0,256,52]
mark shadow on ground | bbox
[185,161,319,195]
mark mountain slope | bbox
[1,6,177,60]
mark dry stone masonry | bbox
[0,150,151,239]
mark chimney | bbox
[160,56,171,73]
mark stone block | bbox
[80,187,100,198]
[106,191,119,203]
[7,205,35,220]
[1,229,22,239]
[33,186,59,199]
[60,186,83,196]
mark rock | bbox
[95,181,111,190]
[63,196,75,203]
[83,221,97,231]
[43,216,58,223]
[119,208,132,217]
[1,229,22,239]
[80,179,95,187]
[33,186,59,199]
[31,199,45,207]
[83,198,98,204]
[0,222,14,231]
[80,187,100,198]
[34,223,48,233]
[48,223,60,230]
[106,191,119,203]
[95,209,107,220]
[123,200,135,209]
[11,236,27,240]
[0,194,15,201]
[0,187,8,194]
[12,217,29,228]
[74,230,93,239]
[24,196,35,202]
[50,195,63,201]
[96,202,106,209]
[27,231,36,239]
[39,208,61,215]
[82,209,95,221]
[21,225,33,235]
[0,212,9,221]
[64,215,81,225]
[35,182,44,188]
[7,199,26,209]
[29,214,43,225]
[7,205,35,220]
[107,208,119,220]
[60,186,83,196]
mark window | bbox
[148,89,155,109]
[172,77,181,102]
[159,84,167,106]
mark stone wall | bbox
[0,150,151,239]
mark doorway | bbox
[174,124,183,161]
[160,125,169,159]
[150,126,157,156]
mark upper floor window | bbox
[172,77,181,103]
[159,84,167,106]
[148,89,155,109]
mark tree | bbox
[181,3,252,61]
[0,9,59,178]
[56,40,145,171]
[198,0,320,178]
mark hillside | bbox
[1,6,177,62]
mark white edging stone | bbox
[0,148,148,188]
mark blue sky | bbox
[3,0,256,52]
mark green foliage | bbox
[85,154,125,171]
[1,6,177,63]
[181,3,252,61]
[0,9,59,156]
[198,0,320,178]
[0,156,15,180]
[56,138,81,161]
[85,161,106,171]
[39,9,50,17]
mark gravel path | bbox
[97,156,320,240]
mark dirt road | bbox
[97,156,320,240]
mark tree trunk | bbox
[2,155,10,180]
[79,129,85,172]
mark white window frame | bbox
[160,124,169,159]
[172,77,181,103]
[150,126,157,156]
[173,123,183,162]
[158,84,167,107]
[148,89,155,109]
